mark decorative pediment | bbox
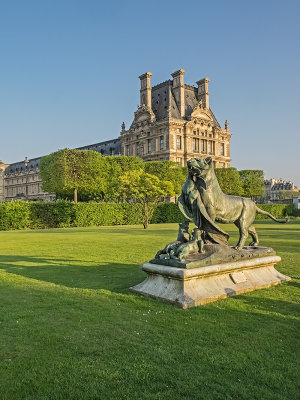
[132,105,156,126]
[189,101,213,121]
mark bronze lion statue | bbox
[178,157,287,250]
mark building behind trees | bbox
[0,69,231,202]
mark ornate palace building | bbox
[0,69,231,202]
[120,69,231,167]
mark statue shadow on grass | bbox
[0,255,145,294]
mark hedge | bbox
[152,203,299,222]
[255,204,296,219]
[0,201,146,230]
[0,200,298,231]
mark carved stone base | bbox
[130,255,291,309]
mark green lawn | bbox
[0,221,299,400]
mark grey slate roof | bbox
[150,81,220,128]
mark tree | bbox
[39,149,107,202]
[144,160,186,196]
[215,167,244,196]
[102,156,144,202]
[239,170,264,198]
[276,190,297,200]
[119,169,175,228]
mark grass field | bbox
[0,221,299,400]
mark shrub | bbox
[255,204,291,219]
[73,202,143,227]
[151,202,183,223]
[0,201,145,230]
[0,201,31,230]
[0,200,298,231]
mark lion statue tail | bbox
[255,205,289,223]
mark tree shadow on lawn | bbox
[0,255,145,293]
[0,255,298,316]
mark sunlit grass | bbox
[0,221,299,400]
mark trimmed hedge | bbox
[0,201,144,231]
[0,200,299,231]
[151,202,183,223]
[0,201,32,230]
[255,204,295,219]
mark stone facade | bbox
[264,178,299,201]
[120,69,231,167]
[0,161,8,202]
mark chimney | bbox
[139,72,152,108]
[171,69,185,118]
[196,78,210,109]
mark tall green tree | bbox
[39,149,107,202]
[239,170,264,198]
[215,167,244,196]
[119,169,175,228]
[103,156,144,201]
[144,160,186,196]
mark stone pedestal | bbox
[130,255,291,309]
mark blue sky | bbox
[1,0,299,186]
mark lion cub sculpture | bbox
[178,157,287,250]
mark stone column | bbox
[139,72,152,108]
[196,78,210,109]
[171,69,186,118]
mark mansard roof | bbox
[140,79,221,127]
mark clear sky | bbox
[1,0,299,186]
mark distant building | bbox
[264,178,299,201]
[0,139,121,202]
[293,196,300,210]
[120,69,231,167]
[1,69,232,202]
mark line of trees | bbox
[215,167,265,198]
[39,149,265,228]
[39,149,186,228]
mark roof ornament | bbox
[225,120,229,130]
[121,122,125,131]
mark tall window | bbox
[136,142,140,156]
[147,139,152,153]
[160,135,164,150]
[207,141,212,154]
[177,157,182,165]
[193,138,200,152]
[177,135,182,149]
[201,139,205,153]
[220,143,225,156]
[126,145,130,156]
